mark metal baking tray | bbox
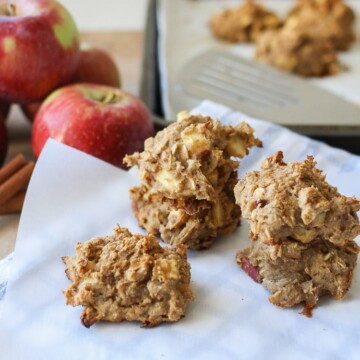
[140,0,360,154]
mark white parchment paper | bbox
[1,102,360,359]
[158,0,360,119]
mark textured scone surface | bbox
[210,0,281,43]
[235,151,360,247]
[63,226,194,327]
[130,173,241,249]
[125,112,262,201]
[125,112,261,249]
[237,237,359,312]
[235,151,360,313]
[255,26,340,77]
[285,0,355,51]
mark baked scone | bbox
[285,0,356,51]
[131,174,240,250]
[125,112,262,249]
[62,226,194,327]
[255,26,340,77]
[210,0,281,43]
[234,151,360,315]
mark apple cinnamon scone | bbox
[234,151,360,315]
[255,26,340,77]
[210,0,281,43]
[125,112,262,250]
[285,0,356,51]
[62,226,194,327]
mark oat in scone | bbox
[255,26,340,77]
[234,151,360,315]
[62,226,194,327]
[124,112,262,250]
[210,0,281,43]
[285,0,356,51]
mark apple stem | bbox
[92,91,119,105]
[102,92,117,104]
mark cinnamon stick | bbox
[0,191,26,214]
[0,161,34,207]
[0,154,27,184]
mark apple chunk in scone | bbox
[124,112,262,250]
[234,151,360,316]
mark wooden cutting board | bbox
[0,31,143,260]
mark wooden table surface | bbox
[0,31,143,260]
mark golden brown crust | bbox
[285,0,356,51]
[255,27,341,77]
[62,226,194,327]
[130,174,241,250]
[237,238,359,313]
[235,151,360,247]
[210,0,281,43]
[234,151,360,313]
[125,112,261,250]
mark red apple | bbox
[32,83,154,168]
[0,112,8,165]
[21,44,121,122]
[20,101,39,123]
[0,99,10,120]
[0,0,80,103]
[73,43,121,87]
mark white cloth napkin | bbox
[1,102,360,360]
[0,253,12,312]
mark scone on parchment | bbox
[125,112,262,250]
[63,226,194,327]
[234,151,360,316]
[255,26,340,77]
[285,0,356,51]
[210,0,281,43]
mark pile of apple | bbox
[0,0,154,168]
